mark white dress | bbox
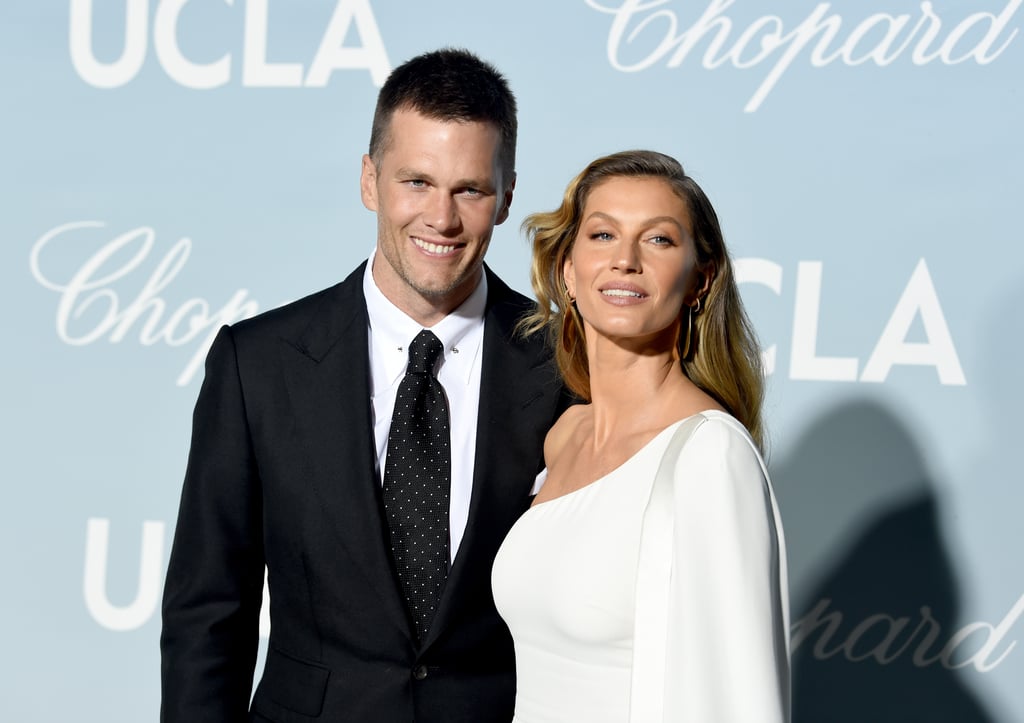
[492,411,790,722]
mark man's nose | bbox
[425,192,460,233]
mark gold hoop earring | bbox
[561,288,579,352]
[681,297,702,360]
[681,305,694,360]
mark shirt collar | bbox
[363,248,487,386]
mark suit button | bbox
[412,665,428,681]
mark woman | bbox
[492,150,790,722]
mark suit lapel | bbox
[423,269,562,650]
[279,263,411,639]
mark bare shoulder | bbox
[543,403,589,467]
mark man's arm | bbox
[161,325,265,723]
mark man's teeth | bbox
[414,238,450,254]
[602,289,643,298]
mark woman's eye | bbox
[649,235,675,246]
[590,231,614,241]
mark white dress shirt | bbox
[363,251,486,562]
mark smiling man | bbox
[160,49,567,723]
[361,105,510,324]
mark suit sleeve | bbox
[663,417,791,722]
[160,325,265,723]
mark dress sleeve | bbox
[663,416,790,721]
[160,325,265,723]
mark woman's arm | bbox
[662,414,790,722]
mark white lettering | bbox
[589,0,686,72]
[911,2,945,64]
[154,0,233,89]
[790,598,845,660]
[749,5,841,109]
[789,261,859,382]
[840,14,914,66]
[69,0,148,88]
[737,257,962,385]
[724,16,786,70]
[666,0,736,70]
[792,595,1024,671]
[843,613,914,663]
[586,0,1023,111]
[69,0,391,89]
[83,518,165,631]
[242,0,303,86]
[306,0,391,87]
[29,221,259,386]
[938,0,1022,64]
[941,594,1024,671]
[911,605,946,666]
[860,259,966,385]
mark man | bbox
[161,49,565,722]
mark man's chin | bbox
[408,269,481,302]
[413,281,463,300]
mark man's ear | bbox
[360,154,378,212]
[495,171,516,225]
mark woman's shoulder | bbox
[674,410,769,482]
[548,399,589,438]
[690,409,756,443]
[544,403,589,461]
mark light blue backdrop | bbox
[3,1,1022,721]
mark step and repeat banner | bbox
[3,1,1022,721]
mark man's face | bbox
[361,108,514,323]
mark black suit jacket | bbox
[161,263,566,723]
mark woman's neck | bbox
[585,336,690,444]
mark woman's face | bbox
[563,175,706,347]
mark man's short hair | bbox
[368,48,517,186]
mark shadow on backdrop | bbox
[773,399,992,723]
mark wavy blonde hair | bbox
[520,150,766,451]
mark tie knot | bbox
[406,330,444,375]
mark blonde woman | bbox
[492,150,790,722]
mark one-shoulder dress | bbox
[491,411,790,722]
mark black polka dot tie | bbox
[382,329,451,641]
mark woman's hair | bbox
[521,150,766,451]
